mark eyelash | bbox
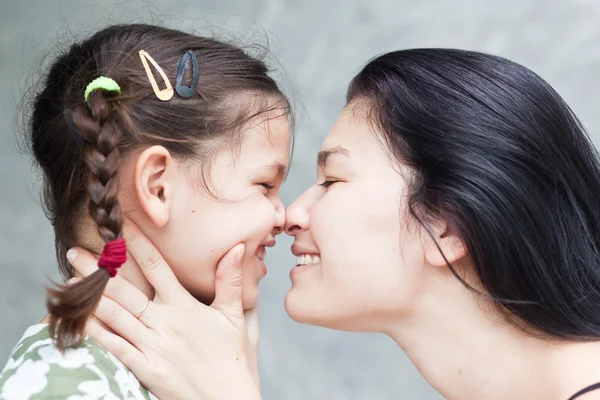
[318,180,338,188]
[260,183,276,190]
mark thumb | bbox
[211,243,246,324]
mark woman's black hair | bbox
[348,48,600,340]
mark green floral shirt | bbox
[0,324,156,400]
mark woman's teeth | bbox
[256,247,266,261]
[296,254,321,266]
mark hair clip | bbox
[138,50,174,101]
[175,50,200,98]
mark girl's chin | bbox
[241,285,260,310]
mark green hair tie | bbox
[84,76,121,103]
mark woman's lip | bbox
[291,243,319,256]
[289,263,318,278]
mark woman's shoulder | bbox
[0,324,155,400]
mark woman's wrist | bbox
[204,366,261,400]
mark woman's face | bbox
[125,113,290,309]
[284,106,428,331]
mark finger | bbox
[86,317,146,376]
[66,247,101,277]
[101,276,154,323]
[67,248,153,321]
[122,219,185,302]
[85,308,116,335]
[67,277,81,285]
[210,243,245,327]
[94,296,149,348]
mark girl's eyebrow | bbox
[263,161,288,179]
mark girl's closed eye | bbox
[260,182,276,190]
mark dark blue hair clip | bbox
[175,50,199,98]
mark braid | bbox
[47,90,124,351]
[79,91,124,243]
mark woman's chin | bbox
[284,288,359,330]
[284,288,318,324]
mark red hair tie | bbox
[98,238,127,277]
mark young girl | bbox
[72,49,600,399]
[0,23,290,399]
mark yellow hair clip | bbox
[138,50,174,101]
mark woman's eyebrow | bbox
[317,146,351,168]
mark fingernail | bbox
[66,249,78,262]
[67,277,80,285]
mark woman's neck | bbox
[385,269,600,400]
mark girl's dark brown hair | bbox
[27,24,290,350]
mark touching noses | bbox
[272,196,285,236]
[285,190,313,236]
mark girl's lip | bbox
[259,258,267,276]
[261,239,276,247]
[255,245,266,260]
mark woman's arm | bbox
[68,220,261,400]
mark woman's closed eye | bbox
[318,179,339,189]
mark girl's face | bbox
[124,113,291,309]
[283,107,430,331]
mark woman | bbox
[0,23,290,399]
[39,49,600,399]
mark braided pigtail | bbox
[47,79,127,351]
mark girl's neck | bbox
[75,223,156,298]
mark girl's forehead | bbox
[236,116,291,166]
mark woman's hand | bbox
[67,220,261,400]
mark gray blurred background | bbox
[2,0,600,398]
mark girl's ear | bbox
[133,145,175,228]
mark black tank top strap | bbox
[568,383,600,400]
